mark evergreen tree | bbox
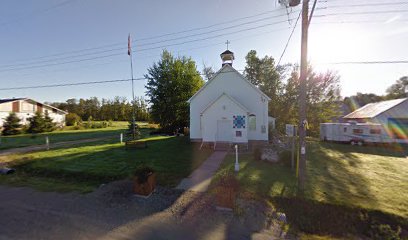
[27,112,46,133]
[126,120,141,140]
[2,113,22,136]
[44,112,57,132]
[145,50,204,132]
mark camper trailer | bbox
[320,122,393,145]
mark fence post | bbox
[120,133,123,144]
[234,145,239,172]
[45,136,50,150]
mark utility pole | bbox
[298,0,309,193]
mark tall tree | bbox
[386,76,408,99]
[281,65,342,136]
[202,64,215,81]
[2,113,22,136]
[243,50,288,126]
[145,50,204,132]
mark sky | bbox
[0,0,407,103]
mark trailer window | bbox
[370,129,381,134]
[353,129,363,134]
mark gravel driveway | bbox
[0,181,284,240]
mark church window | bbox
[248,114,256,131]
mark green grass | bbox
[0,121,151,150]
[0,136,212,193]
[213,140,408,238]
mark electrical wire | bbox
[277,11,302,66]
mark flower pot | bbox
[215,185,237,209]
[133,172,156,197]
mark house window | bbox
[370,129,381,134]
[343,127,347,132]
[248,114,256,131]
[236,131,242,137]
[353,129,363,135]
[233,115,245,129]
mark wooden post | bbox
[45,136,50,150]
[298,0,310,193]
[120,133,123,144]
[234,145,239,172]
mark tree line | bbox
[48,96,150,122]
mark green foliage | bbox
[49,96,150,122]
[27,112,47,134]
[343,93,385,112]
[133,165,154,184]
[244,51,342,136]
[65,113,81,126]
[126,120,141,140]
[369,224,401,240]
[386,76,408,100]
[2,113,23,136]
[44,112,57,132]
[145,50,204,132]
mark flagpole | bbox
[128,34,136,139]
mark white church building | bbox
[188,50,270,147]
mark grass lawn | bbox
[0,121,150,150]
[213,140,408,238]
[0,136,212,193]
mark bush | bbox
[134,166,154,184]
[278,149,296,168]
[369,224,401,240]
[65,113,81,126]
[2,113,22,136]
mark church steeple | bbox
[220,40,234,67]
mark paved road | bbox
[0,181,282,240]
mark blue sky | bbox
[0,0,407,103]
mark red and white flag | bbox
[127,34,131,56]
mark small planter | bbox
[133,166,156,197]
[215,174,239,210]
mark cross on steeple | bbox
[225,40,230,50]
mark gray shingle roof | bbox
[343,98,407,119]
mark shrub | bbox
[134,166,154,184]
[44,112,56,132]
[369,224,401,240]
[65,113,81,126]
[2,113,22,136]
[27,112,46,134]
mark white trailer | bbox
[320,122,393,145]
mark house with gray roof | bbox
[343,98,408,139]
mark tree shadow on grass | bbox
[306,141,379,210]
[5,137,212,191]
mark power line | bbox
[277,11,302,66]
[316,9,408,17]
[0,70,246,91]
[326,60,408,65]
[0,11,296,70]
[321,1,408,9]
[2,7,290,65]
[0,19,296,73]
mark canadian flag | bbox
[128,34,131,56]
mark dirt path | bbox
[0,136,117,156]
[0,181,283,240]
